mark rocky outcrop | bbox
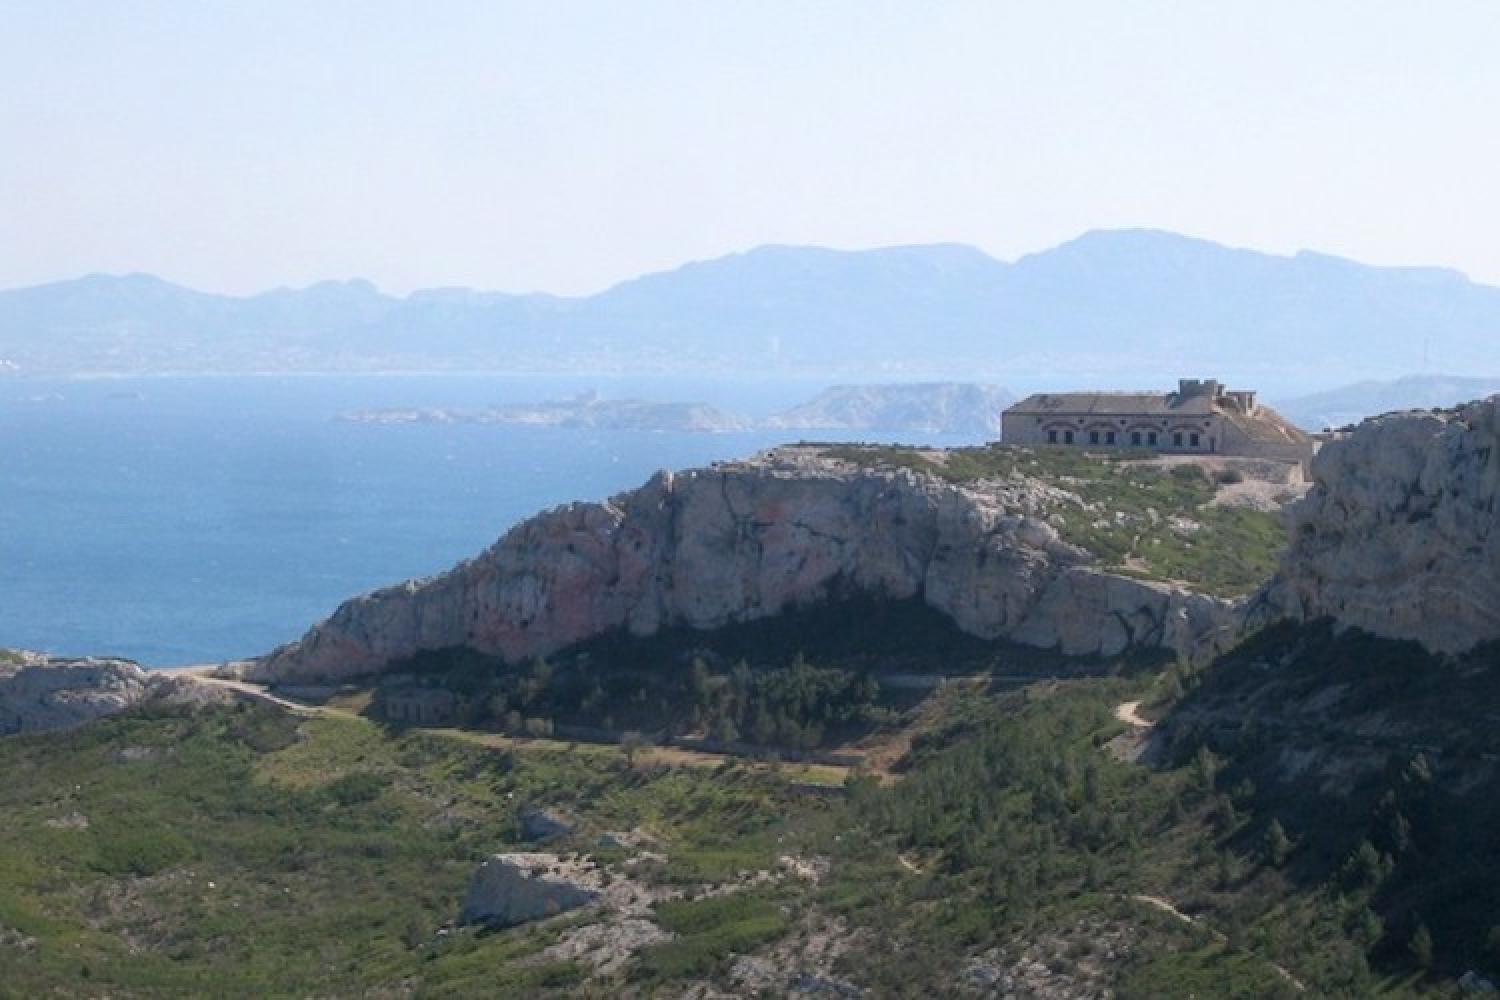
[0,654,227,735]
[1270,397,1500,652]
[247,448,1238,684]
[460,853,602,927]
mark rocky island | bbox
[340,390,750,432]
[764,382,1015,435]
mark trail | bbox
[1114,700,1152,728]
[1128,894,1305,992]
[159,665,337,718]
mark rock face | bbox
[1270,398,1500,652]
[0,655,220,735]
[248,448,1236,684]
[460,853,602,927]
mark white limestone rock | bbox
[0,654,235,735]
[1270,397,1500,652]
[248,448,1240,683]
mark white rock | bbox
[1269,398,1500,653]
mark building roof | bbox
[1006,391,1217,417]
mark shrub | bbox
[326,770,388,806]
[92,827,194,876]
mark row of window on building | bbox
[1046,428,1206,449]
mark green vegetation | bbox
[0,702,830,997]
[635,891,791,983]
[373,597,1123,747]
[823,443,1286,596]
[3,617,1489,996]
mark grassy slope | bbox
[0,704,828,998]
[822,442,1285,598]
[2,620,1488,997]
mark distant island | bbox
[341,383,1017,436]
[764,382,1013,436]
[340,391,750,432]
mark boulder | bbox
[460,852,601,928]
[519,806,576,842]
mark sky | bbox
[3,1,1498,296]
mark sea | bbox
[0,375,983,666]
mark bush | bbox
[326,771,388,806]
[92,827,194,876]
[636,894,790,981]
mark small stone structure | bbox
[381,687,457,725]
[1002,378,1313,465]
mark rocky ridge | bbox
[245,447,1236,684]
[0,653,230,735]
[1268,396,1500,652]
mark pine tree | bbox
[1265,818,1292,868]
[1409,922,1434,969]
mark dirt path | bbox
[1114,700,1152,728]
[160,667,852,786]
[1128,894,1305,992]
[159,665,336,718]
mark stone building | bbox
[382,687,458,726]
[1001,379,1312,463]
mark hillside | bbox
[5,406,1500,996]
[243,444,1294,686]
[7,231,1500,377]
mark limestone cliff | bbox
[1269,397,1500,652]
[246,448,1235,684]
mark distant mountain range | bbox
[1272,374,1500,431]
[4,230,1500,378]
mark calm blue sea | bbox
[0,375,981,666]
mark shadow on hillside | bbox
[1153,619,1500,976]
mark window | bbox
[1173,432,1183,447]
[1089,430,1099,444]
[1047,429,1057,444]
[1064,430,1074,444]
[1190,432,1200,448]
[1148,432,1158,446]
[1105,431,1116,444]
[1131,431,1142,446]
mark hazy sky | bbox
[3,1,1498,296]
